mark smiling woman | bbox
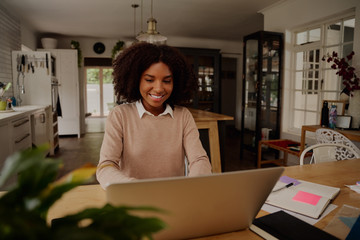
[96,42,212,189]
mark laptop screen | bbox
[106,167,284,240]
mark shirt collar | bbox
[136,100,173,118]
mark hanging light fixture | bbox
[131,4,139,39]
[136,0,167,44]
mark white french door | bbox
[85,67,114,117]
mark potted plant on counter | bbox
[0,82,11,111]
[0,145,166,239]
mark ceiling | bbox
[2,0,282,42]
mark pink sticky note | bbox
[292,191,322,206]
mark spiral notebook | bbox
[265,176,340,219]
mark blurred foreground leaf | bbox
[0,145,166,239]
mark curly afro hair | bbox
[112,42,197,108]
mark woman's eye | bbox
[145,79,153,82]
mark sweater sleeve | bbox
[182,108,212,176]
[96,109,135,189]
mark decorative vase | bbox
[348,90,360,129]
[0,100,6,111]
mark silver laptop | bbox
[106,167,284,240]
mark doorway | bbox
[85,67,115,117]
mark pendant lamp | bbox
[136,0,167,44]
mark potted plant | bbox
[111,40,125,60]
[71,40,82,68]
[0,82,11,111]
[322,51,360,128]
[0,145,166,239]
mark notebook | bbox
[266,176,340,219]
[106,167,284,240]
[250,210,339,240]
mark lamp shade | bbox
[136,18,167,44]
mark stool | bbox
[257,139,312,168]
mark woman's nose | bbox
[153,80,163,92]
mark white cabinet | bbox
[0,122,11,168]
[46,49,80,137]
[12,115,32,152]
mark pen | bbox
[272,182,294,192]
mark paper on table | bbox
[346,185,360,194]
[261,203,337,225]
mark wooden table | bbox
[189,108,234,173]
[47,159,360,239]
[300,125,360,153]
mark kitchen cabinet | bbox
[12,115,32,152]
[0,105,50,168]
[176,47,221,113]
[0,122,10,169]
[241,31,283,160]
[41,49,80,137]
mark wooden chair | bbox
[300,143,360,165]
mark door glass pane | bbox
[243,39,258,148]
[86,68,100,116]
[326,22,341,45]
[343,18,355,42]
[103,68,114,116]
[309,28,321,42]
[198,56,215,111]
[296,31,307,45]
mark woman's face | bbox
[139,62,173,116]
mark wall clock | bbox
[93,42,105,54]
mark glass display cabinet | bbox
[241,31,283,159]
[176,47,221,113]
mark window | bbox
[291,16,355,129]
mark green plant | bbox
[111,40,125,60]
[0,145,166,239]
[71,40,82,68]
[0,82,11,100]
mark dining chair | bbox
[300,143,360,165]
[315,128,360,155]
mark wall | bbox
[0,3,21,99]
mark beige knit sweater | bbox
[96,102,212,189]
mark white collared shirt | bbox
[135,100,174,118]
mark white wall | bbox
[261,0,360,141]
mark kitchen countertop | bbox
[0,105,50,123]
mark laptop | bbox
[106,167,284,240]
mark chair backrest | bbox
[300,143,360,165]
[315,128,360,155]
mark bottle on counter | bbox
[329,104,337,129]
[320,101,329,127]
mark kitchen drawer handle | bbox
[14,119,30,127]
[15,133,30,144]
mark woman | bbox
[96,42,212,189]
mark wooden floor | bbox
[55,117,258,182]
